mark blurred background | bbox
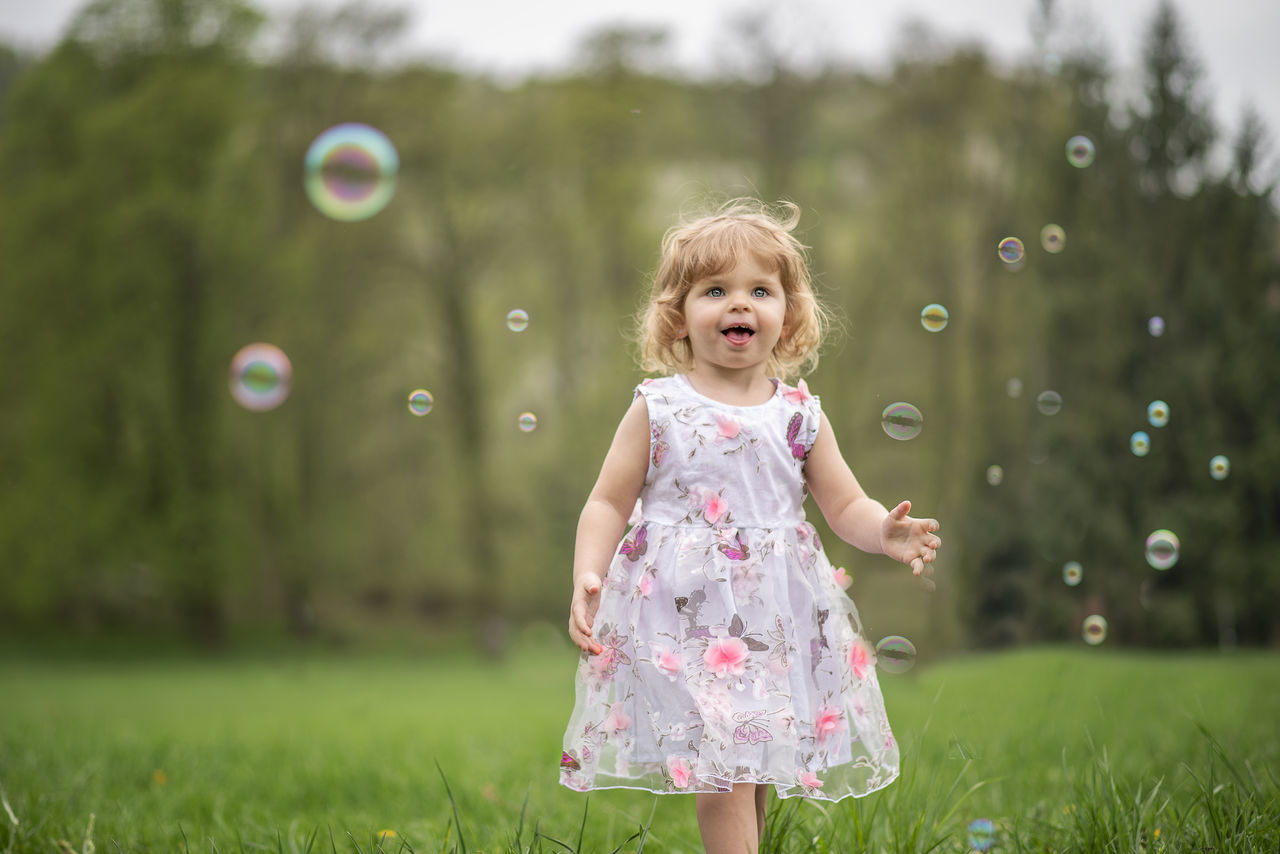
[0,0,1276,658]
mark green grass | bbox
[1,633,1278,853]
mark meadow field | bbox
[1,632,1277,853]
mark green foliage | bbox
[0,0,1275,649]
[0,646,1277,852]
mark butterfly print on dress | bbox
[786,412,809,461]
[620,526,647,562]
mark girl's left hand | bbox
[880,500,941,578]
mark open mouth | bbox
[722,325,755,345]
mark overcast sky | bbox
[2,0,1278,161]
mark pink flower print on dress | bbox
[814,705,844,745]
[704,492,728,524]
[783,378,812,405]
[798,769,824,792]
[654,646,682,678]
[714,412,741,440]
[848,637,872,680]
[637,573,653,598]
[833,567,852,590]
[704,636,749,678]
[668,756,692,789]
[604,702,632,735]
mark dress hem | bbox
[558,768,899,803]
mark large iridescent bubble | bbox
[304,123,399,221]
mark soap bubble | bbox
[1148,316,1165,337]
[1130,431,1151,457]
[985,465,1004,486]
[1145,529,1180,570]
[880,402,923,441]
[1036,390,1063,415]
[407,389,434,416]
[1147,400,1170,428]
[998,236,1025,264]
[506,309,529,332]
[229,343,292,412]
[1209,455,1230,480]
[967,818,996,852]
[303,123,399,221]
[875,636,917,674]
[1082,614,1108,644]
[920,303,949,332]
[1040,224,1066,253]
[518,412,538,432]
[1063,561,1083,586]
[1006,377,1023,398]
[1066,135,1096,168]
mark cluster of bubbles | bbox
[874,636,917,674]
[881,402,924,441]
[229,343,292,412]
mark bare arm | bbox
[804,413,941,576]
[568,394,650,653]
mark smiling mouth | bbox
[722,326,755,345]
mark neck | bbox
[684,366,775,406]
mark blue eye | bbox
[707,286,724,297]
[753,287,770,298]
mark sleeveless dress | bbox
[559,374,899,801]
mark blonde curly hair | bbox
[638,198,830,379]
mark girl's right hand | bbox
[568,572,604,655]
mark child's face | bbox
[678,254,787,376]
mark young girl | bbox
[560,199,941,853]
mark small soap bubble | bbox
[303,123,399,221]
[1130,431,1151,457]
[997,236,1025,264]
[1209,455,1230,480]
[1148,316,1165,337]
[1066,134,1096,168]
[518,412,538,432]
[967,818,996,852]
[920,303,949,332]
[985,465,1004,486]
[1145,529,1180,570]
[1036,390,1063,415]
[1147,400,1170,428]
[1082,614,1108,644]
[1006,377,1023,398]
[229,343,292,412]
[874,636,917,674]
[1040,223,1066,253]
[506,309,529,332]
[1063,561,1083,586]
[407,389,434,416]
[880,402,923,441]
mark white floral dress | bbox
[560,374,899,801]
